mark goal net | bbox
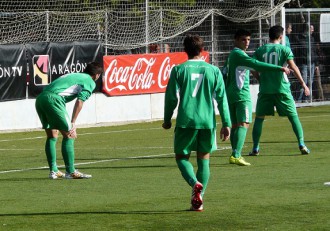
[0,0,290,49]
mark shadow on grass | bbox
[0,210,189,216]
[245,140,330,144]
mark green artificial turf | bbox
[0,105,329,231]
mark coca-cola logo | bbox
[104,55,175,93]
[103,51,209,96]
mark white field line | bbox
[1,113,328,143]
[0,147,232,174]
[1,112,326,175]
[1,113,327,174]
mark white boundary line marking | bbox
[0,147,232,175]
[1,113,329,143]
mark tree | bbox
[285,0,330,8]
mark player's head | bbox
[269,25,284,41]
[183,34,204,58]
[234,29,251,51]
[83,62,103,81]
[286,23,292,34]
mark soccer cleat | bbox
[191,182,203,211]
[324,182,330,186]
[49,170,65,179]
[299,145,310,155]
[190,204,204,212]
[249,149,260,156]
[229,156,251,166]
[65,170,92,179]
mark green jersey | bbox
[223,47,284,104]
[164,59,231,129]
[253,43,293,94]
[43,73,95,103]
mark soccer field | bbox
[0,105,329,230]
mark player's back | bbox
[174,59,221,129]
[254,43,292,94]
[44,72,96,102]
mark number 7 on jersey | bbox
[191,73,204,97]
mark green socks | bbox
[252,117,264,151]
[231,126,248,158]
[288,115,305,147]
[176,158,197,187]
[176,157,210,197]
[45,137,58,172]
[61,138,75,173]
[196,158,210,197]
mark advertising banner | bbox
[103,51,209,96]
[26,41,103,98]
[0,44,27,101]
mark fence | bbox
[1,6,330,104]
[284,8,330,103]
[110,7,330,104]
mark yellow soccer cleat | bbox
[229,156,251,166]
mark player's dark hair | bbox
[269,25,284,40]
[83,62,103,76]
[234,29,251,39]
[183,34,204,58]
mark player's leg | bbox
[250,94,274,156]
[44,97,90,179]
[35,93,65,179]
[196,129,216,198]
[174,128,203,211]
[276,93,310,154]
[44,129,65,179]
[174,128,198,186]
[250,117,263,155]
[228,103,238,155]
[229,101,251,166]
[59,128,92,179]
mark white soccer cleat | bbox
[324,182,330,186]
[65,170,92,179]
[49,170,65,179]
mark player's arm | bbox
[163,67,179,129]
[287,59,310,96]
[238,52,290,74]
[214,68,231,141]
[68,99,84,138]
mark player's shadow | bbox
[0,210,187,217]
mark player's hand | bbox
[162,121,172,129]
[68,123,77,138]
[303,85,310,96]
[281,67,291,75]
[220,127,230,141]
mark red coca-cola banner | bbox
[103,51,209,96]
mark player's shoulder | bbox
[229,48,246,58]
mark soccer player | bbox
[223,29,290,166]
[162,34,231,211]
[35,62,103,179]
[249,25,310,156]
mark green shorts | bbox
[35,92,72,131]
[255,93,297,117]
[228,100,252,125]
[174,127,217,155]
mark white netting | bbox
[0,0,290,49]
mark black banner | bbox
[26,41,103,98]
[0,44,27,101]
